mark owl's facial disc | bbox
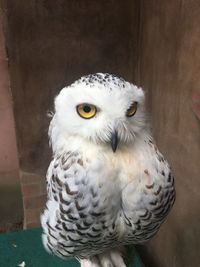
[76,101,140,151]
[51,73,147,155]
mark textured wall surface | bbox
[134,1,200,267]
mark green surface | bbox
[0,228,143,267]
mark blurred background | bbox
[0,1,200,267]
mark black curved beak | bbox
[110,130,119,152]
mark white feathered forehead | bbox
[55,73,145,112]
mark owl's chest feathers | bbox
[79,141,150,189]
[102,149,140,183]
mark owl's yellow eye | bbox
[76,103,97,119]
[126,102,138,117]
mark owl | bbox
[41,73,175,267]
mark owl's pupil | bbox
[83,105,91,113]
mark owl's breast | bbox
[42,141,175,259]
[86,143,175,244]
[93,146,143,188]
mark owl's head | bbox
[51,73,148,153]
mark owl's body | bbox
[41,74,175,267]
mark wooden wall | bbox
[1,0,200,266]
[134,1,200,267]
[0,8,23,232]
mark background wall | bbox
[0,8,23,232]
[1,0,139,228]
[1,0,200,266]
[134,2,200,267]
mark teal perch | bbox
[0,228,144,267]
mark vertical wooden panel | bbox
[135,1,200,267]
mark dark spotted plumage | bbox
[41,138,175,260]
[71,73,127,91]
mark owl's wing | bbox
[42,151,120,258]
[121,142,176,243]
[45,151,85,202]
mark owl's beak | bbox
[111,130,119,152]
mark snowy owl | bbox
[41,73,175,267]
